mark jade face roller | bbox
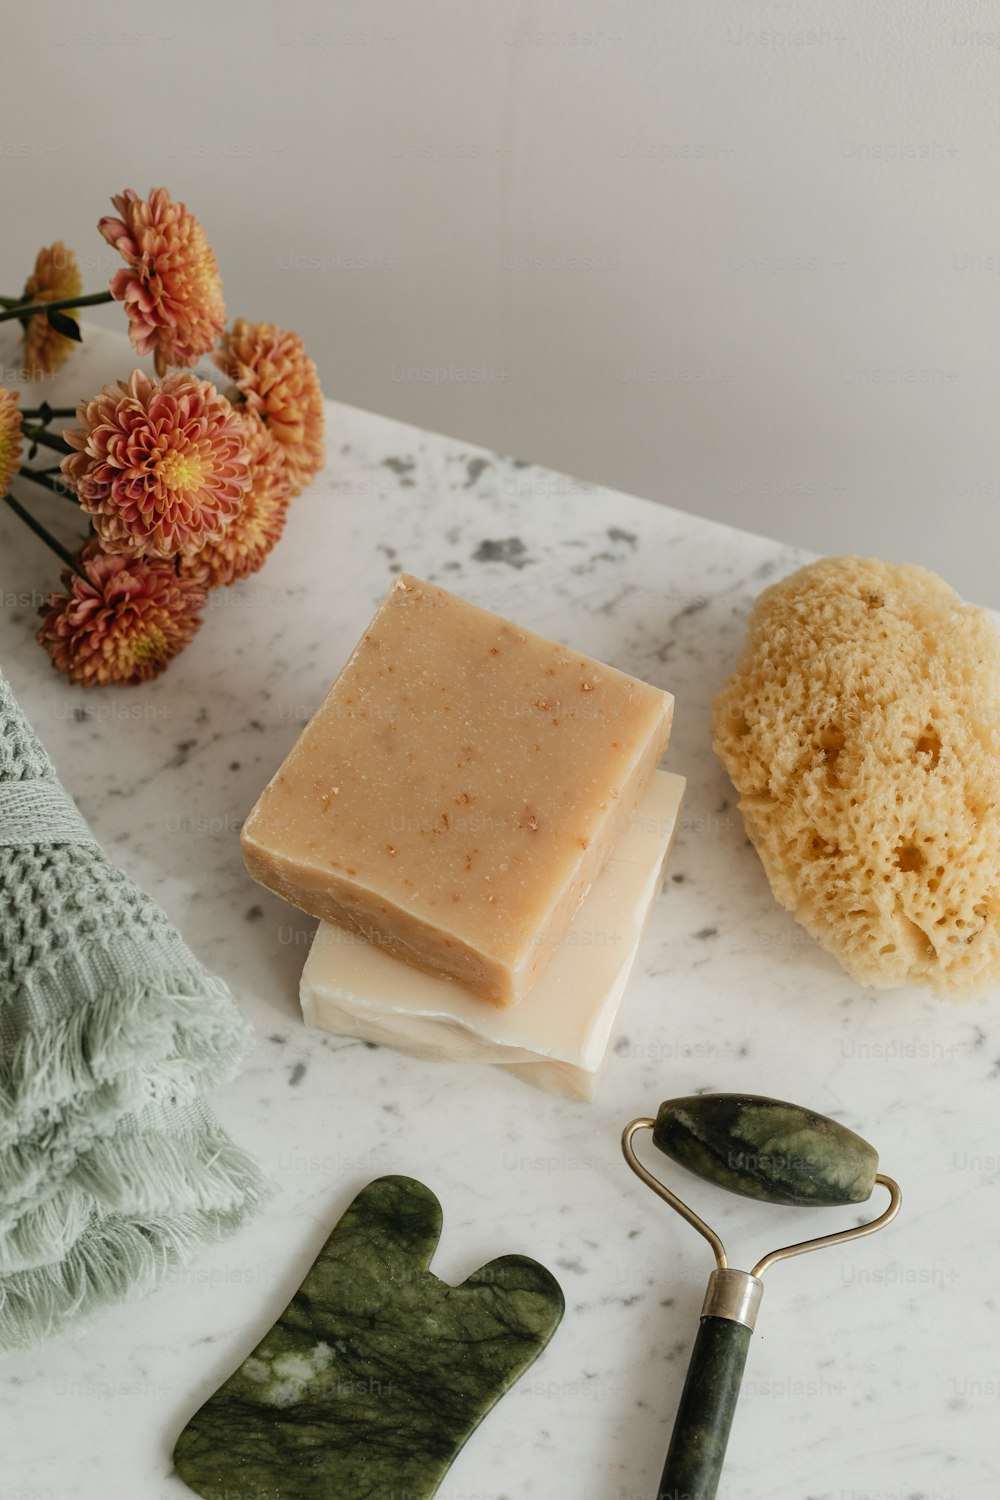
[622,1093,901,1500]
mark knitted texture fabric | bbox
[0,670,267,1350]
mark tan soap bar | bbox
[300,771,686,1101]
[242,573,673,1005]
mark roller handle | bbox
[658,1313,752,1500]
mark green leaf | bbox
[46,309,82,342]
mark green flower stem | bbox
[0,294,19,308]
[20,424,72,455]
[21,407,77,419]
[0,289,114,324]
[23,467,76,502]
[4,491,86,577]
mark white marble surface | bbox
[1,335,998,1499]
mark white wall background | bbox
[4,0,1000,603]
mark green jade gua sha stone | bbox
[174,1175,564,1500]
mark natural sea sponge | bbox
[712,556,1000,997]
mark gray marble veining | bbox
[0,344,997,1497]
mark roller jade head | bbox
[652,1093,879,1208]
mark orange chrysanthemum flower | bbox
[99,187,226,376]
[60,370,251,560]
[0,385,22,498]
[21,242,83,378]
[215,319,325,495]
[37,548,207,686]
[179,410,291,588]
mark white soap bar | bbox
[300,771,685,1099]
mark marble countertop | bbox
[1,334,997,1499]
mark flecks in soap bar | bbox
[241,573,673,1004]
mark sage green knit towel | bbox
[0,670,267,1351]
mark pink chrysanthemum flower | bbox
[215,319,325,495]
[180,410,291,588]
[37,547,207,686]
[60,370,251,559]
[0,385,22,498]
[22,241,82,378]
[99,188,225,376]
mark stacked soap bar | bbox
[243,574,673,1006]
[301,770,685,1100]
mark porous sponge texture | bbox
[712,556,1000,998]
